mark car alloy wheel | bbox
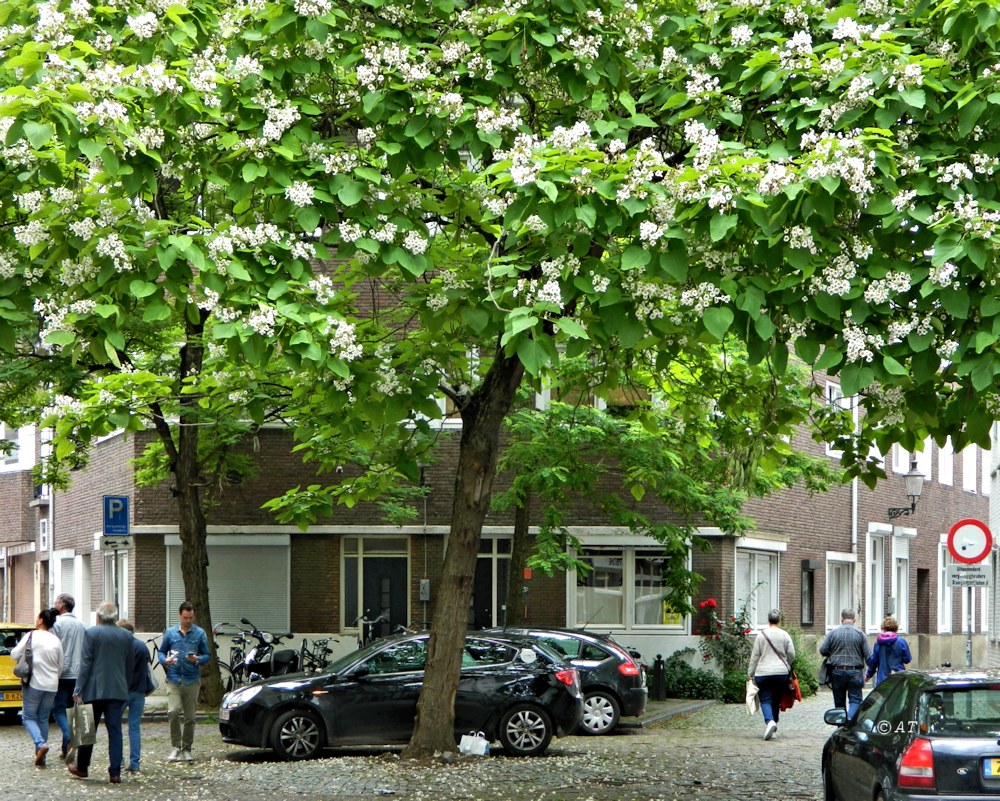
[498,703,553,757]
[270,708,325,761]
[580,691,621,735]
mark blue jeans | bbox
[831,668,865,719]
[21,684,57,750]
[74,699,124,778]
[122,691,145,770]
[756,674,789,725]
[51,677,76,754]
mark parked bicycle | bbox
[298,637,336,673]
[355,612,389,649]
[213,622,252,692]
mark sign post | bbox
[102,496,131,612]
[947,519,993,668]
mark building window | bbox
[963,445,978,492]
[343,537,409,638]
[826,558,855,629]
[735,550,779,628]
[939,438,954,486]
[982,447,992,496]
[103,550,129,622]
[573,546,686,630]
[825,383,854,457]
[801,566,815,626]
[938,539,953,633]
[915,438,932,480]
[473,536,511,629]
[867,532,886,632]
[892,444,910,475]
[891,535,909,633]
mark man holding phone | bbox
[158,601,210,763]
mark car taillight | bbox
[898,738,935,789]
[554,668,579,687]
[618,662,641,677]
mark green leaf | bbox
[23,122,54,148]
[794,337,820,364]
[898,89,925,109]
[621,246,650,271]
[815,346,843,371]
[515,337,548,375]
[129,280,159,298]
[710,214,737,242]
[555,317,589,339]
[882,354,908,376]
[703,307,734,340]
[575,205,597,228]
[142,302,172,323]
[337,181,365,206]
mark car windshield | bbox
[920,685,1000,737]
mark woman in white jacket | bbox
[12,607,64,767]
[747,609,795,741]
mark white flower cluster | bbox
[127,11,159,39]
[328,319,362,362]
[291,241,315,261]
[34,2,72,47]
[246,306,277,337]
[731,24,753,46]
[888,62,923,90]
[778,31,813,71]
[810,253,856,297]
[59,255,99,285]
[928,261,958,287]
[679,282,730,312]
[936,339,959,359]
[263,101,301,142]
[284,181,315,207]
[757,163,794,196]
[440,39,471,64]
[294,0,332,17]
[785,225,817,252]
[639,220,667,245]
[126,126,165,156]
[74,99,130,129]
[16,191,45,213]
[0,251,17,279]
[357,43,432,92]
[683,120,722,172]
[555,28,603,68]
[863,271,910,304]
[801,130,875,200]
[866,383,906,426]
[402,230,428,254]
[548,122,594,151]
[535,280,563,306]
[820,74,876,128]
[832,17,862,43]
[96,233,132,272]
[476,106,522,135]
[434,91,465,121]
[227,55,263,81]
[891,189,917,213]
[937,162,973,190]
[616,139,665,202]
[497,133,542,186]
[685,68,721,102]
[971,153,1000,175]
[14,220,49,247]
[844,320,883,363]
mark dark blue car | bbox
[823,669,1000,800]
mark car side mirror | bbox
[824,708,848,726]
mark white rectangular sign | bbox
[948,564,992,587]
[100,536,133,551]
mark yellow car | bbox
[0,623,33,716]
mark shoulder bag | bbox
[13,632,33,686]
[761,630,802,709]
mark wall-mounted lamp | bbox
[887,458,925,520]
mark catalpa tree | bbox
[1,0,996,755]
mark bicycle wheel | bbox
[218,661,236,694]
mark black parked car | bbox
[823,669,1000,800]
[484,627,646,735]
[219,632,583,760]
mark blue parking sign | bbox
[103,495,130,537]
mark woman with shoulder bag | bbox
[747,609,796,741]
[12,608,64,767]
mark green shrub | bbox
[662,649,723,700]
[787,627,819,698]
[720,670,747,704]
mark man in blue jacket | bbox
[158,601,211,763]
[66,600,134,784]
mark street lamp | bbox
[887,458,925,520]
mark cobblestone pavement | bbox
[1,691,836,801]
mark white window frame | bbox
[892,444,910,475]
[735,537,784,629]
[0,423,34,472]
[569,544,689,631]
[915,437,932,480]
[938,536,953,634]
[826,552,856,631]
[982,446,992,496]
[963,445,978,493]
[103,550,129,622]
[939,437,954,486]
[891,533,911,633]
[866,523,890,632]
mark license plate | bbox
[983,758,1000,777]
[2,691,20,702]
[219,708,229,721]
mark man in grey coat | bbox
[52,593,86,759]
[67,601,134,784]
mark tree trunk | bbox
[504,490,531,625]
[163,312,223,708]
[402,351,525,758]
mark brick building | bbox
[0,393,995,668]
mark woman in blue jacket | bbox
[866,616,912,685]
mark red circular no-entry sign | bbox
[947,518,993,564]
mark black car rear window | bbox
[462,640,515,667]
[920,686,1000,737]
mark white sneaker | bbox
[764,720,777,740]
[181,750,193,762]
[166,748,182,762]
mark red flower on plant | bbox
[698,597,717,609]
